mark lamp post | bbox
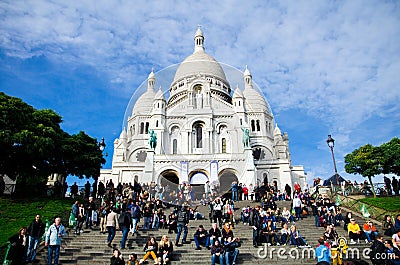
[326,135,339,190]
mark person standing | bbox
[45,217,66,265]
[393,177,399,196]
[175,205,189,246]
[130,201,142,235]
[26,214,45,263]
[70,182,78,198]
[8,227,28,265]
[85,196,96,229]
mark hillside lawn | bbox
[0,197,74,247]
[359,197,400,213]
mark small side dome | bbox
[233,86,244,98]
[132,89,156,115]
[155,88,165,100]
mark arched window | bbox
[140,122,144,134]
[193,123,203,148]
[240,118,242,126]
[172,139,177,154]
[145,122,149,134]
[196,125,202,148]
[156,120,159,127]
[256,120,260,131]
[222,138,226,153]
[251,120,255,132]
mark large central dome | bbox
[172,27,228,84]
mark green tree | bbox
[379,137,400,176]
[344,144,381,198]
[0,92,105,193]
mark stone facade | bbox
[99,28,306,194]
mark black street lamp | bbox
[326,135,339,189]
[99,137,106,152]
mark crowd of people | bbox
[68,178,400,265]
[5,178,400,265]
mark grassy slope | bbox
[0,197,73,247]
[359,197,400,213]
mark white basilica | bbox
[99,28,306,193]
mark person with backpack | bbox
[119,208,132,249]
[175,205,189,246]
[130,201,142,235]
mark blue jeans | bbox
[314,215,320,227]
[47,245,60,265]
[130,218,139,234]
[225,249,239,265]
[176,223,188,244]
[194,235,210,248]
[120,227,129,249]
[294,207,301,220]
[85,212,92,228]
[143,217,152,230]
[232,190,238,202]
[107,226,116,243]
[211,254,224,265]
[26,236,39,262]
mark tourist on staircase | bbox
[175,205,189,246]
[347,218,366,244]
[158,235,173,265]
[106,207,119,248]
[110,248,125,265]
[209,222,222,246]
[139,236,159,265]
[210,240,224,265]
[223,236,241,265]
[193,224,210,250]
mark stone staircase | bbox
[34,200,372,265]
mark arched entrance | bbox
[219,169,238,197]
[189,171,208,200]
[159,170,179,201]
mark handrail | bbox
[1,241,11,265]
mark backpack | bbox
[177,210,187,223]
[131,206,141,219]
[118,212,129,226]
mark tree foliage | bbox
[0,92,105,188]
[344,137,400,197]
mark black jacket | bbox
[27,219,45,238]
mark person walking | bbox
[26,214,45,263]
[119,208,132,249]
[106,207,119,248]
[45,217,66,265]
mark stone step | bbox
[34,199,373,265]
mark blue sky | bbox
[1,0,399,186]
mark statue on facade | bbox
[149,130,157,150]
[241,128,250,148]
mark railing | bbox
[335,193,397,223]
[1,242,11,265]
[327,182,391,197]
